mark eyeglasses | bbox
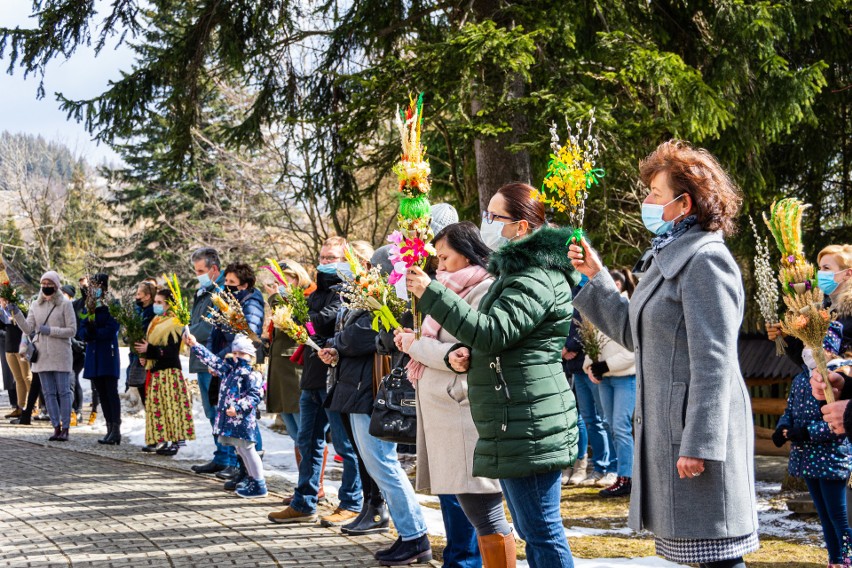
[481,211,518,225]
[319,255,343,263]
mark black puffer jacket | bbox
[324,308,378,415]
[301,271,342,390]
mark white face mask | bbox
[479,221,505,250]
[479,219,519,251]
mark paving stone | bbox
[0,433,438,567]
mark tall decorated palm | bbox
[764,198,835,402]
[388,93,435,338]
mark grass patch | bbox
[560,486,631,530]
[423,481,826,564]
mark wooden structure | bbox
[738,334,801,456]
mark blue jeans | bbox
[573,372,614,473]
[596,375,636,478]
[196,372,236,467]
[326,409,361,511]
[438,495,481,568]
[40,371,72,429]
[501,470,573,568]
[280,412,300,444]
[576,413,588,463]
[805,477,852,563]
[292,389,361,514]
[350,413,427,540]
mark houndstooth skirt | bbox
[655,531,759,563]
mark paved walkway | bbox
[0,436,408,567]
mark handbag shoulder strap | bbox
[372,353,391,397]
[33,304,58,338]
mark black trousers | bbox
[22,373,41,418]
[341,412,385,507]
[72,372,83,413]
[90,376,120,424]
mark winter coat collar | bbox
[830,284,852,319]
[653,223,724,280]
[316,271,342,292]
[487,225,579,283]
[36,292,65,306]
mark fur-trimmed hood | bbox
[488,225,580,284]
[831,284,852,319]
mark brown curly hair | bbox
[639,140,742,237]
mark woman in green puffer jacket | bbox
[406,183,580,568]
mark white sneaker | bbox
[579,470,604,486]
[596,472,618,488]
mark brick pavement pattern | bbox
[0,437,417,568]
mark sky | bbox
[0,1,133,166]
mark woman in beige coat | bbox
[395,221,515,567]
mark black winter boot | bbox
[224,456,247,491]
[342,502,390,535]
[101,423,121,445]
[377,534,432,566]
[49,426,61,441]
[97,422,113,444]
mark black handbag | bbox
[24,338,38,364]
[369,366,417,444]
[25,304,57,364]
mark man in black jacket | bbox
[268,236,362,524]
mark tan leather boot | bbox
[477,532,517,568]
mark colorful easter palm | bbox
[536,109,604,245]
[764,198,834,401]
[163,273,191,326]
[389,93,434,337]
[340,245,405,332]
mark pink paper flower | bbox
[400,238,428,266]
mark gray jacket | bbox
[14,293,77,374]
[188,284,217,374]
[573,224,758,540]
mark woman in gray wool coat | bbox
[569,140,758,568]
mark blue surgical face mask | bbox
[818,270,841,295]
[197,272,212,288]
[480,220,516,251]
[278,285,289,297]
[153,304,165,316]
[94,288,103,299]
[317,262,351,277]
[641,194,685,235]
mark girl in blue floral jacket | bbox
[184,331,267,499]
[774,322,852,567]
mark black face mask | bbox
[134,299,145,308]
[80,286,88,298]
[42,286,56,297]
[226,285,240,294]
